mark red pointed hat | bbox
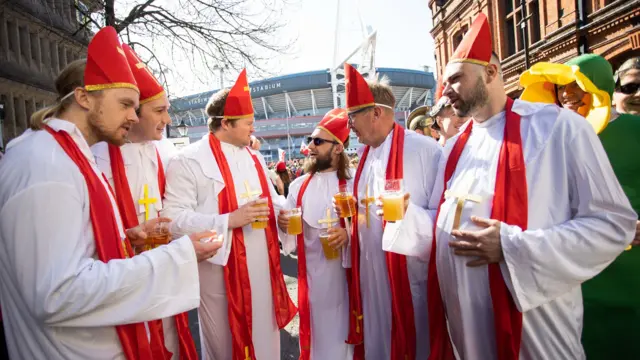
[450,12,492,66]
[121,44,164,104]
[84,26,138,93]
[317,108,350,144]
[345,63,375,112]
[224,69,254,119]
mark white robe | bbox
[355,128,441,359]
[384,100,638,359]
[161,134,286,360]
[92,140,182,359]
[279,170,354,360]
[0,119,200,360]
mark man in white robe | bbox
[0,27,221,360]
[161,70,297,360]
[339,64,441,360]
[276,109,354,360]
[92,43,196,359]
[384,14,637,359]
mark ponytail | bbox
[29,103,63,130]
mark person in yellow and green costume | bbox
[520,53,640,360]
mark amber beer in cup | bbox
[287,207,303,235]
[145,221,171,248]
[319,229,340,260]
[379,179,405,222]
[334,184,356,218]
[251,195,269,230]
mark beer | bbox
[334,193,356,218]
[287,208,303,235]
[319,231,340,260]
[145,231,171,247]
[252,201,269,230]
[382,193,404,222]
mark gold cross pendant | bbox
[352,311,363,333]
[244,346,251,360]
[359,184,375,228]
[444,190,482,231]
[318,208,339,227]
[239,180,261,200]
[138,184,158,221]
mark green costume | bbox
[520,54,640,359]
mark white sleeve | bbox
[500,119,638,312]
[0,183,200,327]
[382,202,435,262]
[161,155,232,266]
[277,186,298,256]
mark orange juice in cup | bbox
[319,229,340,260]
[379,179,405,222]
[287,208,303,235]
[334,183,356,218]
[251,195,269,230]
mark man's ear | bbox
[485,63,499,82]
[74,88,92,111]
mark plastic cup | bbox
[333,183,356,218]
[379,179,405,222]
[319,229,340,260]
[287,207,303,235]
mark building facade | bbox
[0,0,95,148]
[430,0,640,96]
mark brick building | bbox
[0,0,96,148]
[429,0,640,96]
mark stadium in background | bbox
[168,66,436,161]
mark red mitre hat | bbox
[121,44,164,104]
[224,69,254,119]
[345,63,375,112]
[317,108,349,144]
[84,26,138,93]
[450,12,492,66]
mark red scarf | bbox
[107,144,198,360]
[427,98,527,360]
[44,126,152,360]
[208,134,297,360]
[348,123,416,360]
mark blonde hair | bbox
[30,59,87,130]
[367,75,396,109]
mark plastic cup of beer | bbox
[287,207,303,235]
[334,183,356,218]
[146,221,171,248]
[379,179,405,222]
[319,229,340,260]
[251,194,269,230]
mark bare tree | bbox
[74,0,294,95]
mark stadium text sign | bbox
[251,82,281,94]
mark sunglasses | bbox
[616,82,640,95]
[307,136,339,146]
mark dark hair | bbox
[304,139,352,180]
[277,168,291,185]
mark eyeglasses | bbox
[616,82,640,95]
[307,136,339,146]
[347,106,374,123]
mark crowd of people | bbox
[0,12,639,360]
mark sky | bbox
[149,0,437,97]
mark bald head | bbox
[442,52,507,121]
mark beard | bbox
[453,76,489,117]
[88,105,127,146]
[305,151,333,173]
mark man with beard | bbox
[341,63,441,360]
[161,69,297,360]
[276,108,354,360]
[92,44,198,359]
[384,13,636,359]
[0,27,222,359]
[429,80,469,146]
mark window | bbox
[503,0,539,56]
[7,20,17,53]
[58,45,65,68]
[19,25,28,62]
[30,32,38,62]
[40,36,50,68]
[51,40,59,72]
[452,25,468,51]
